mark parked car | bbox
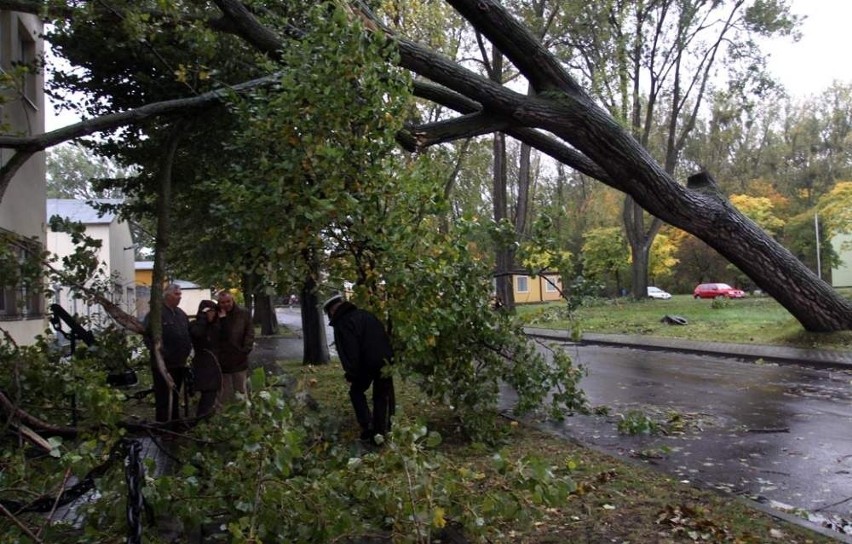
[647,286,672,300]
[693,283,746,299]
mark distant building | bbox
[46,199,136,327]
[831,233,852,288]
[0,11,46,345]
[512,272,563,304]
[134,261,210,318]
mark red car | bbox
[693,283,746,299]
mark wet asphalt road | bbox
[508,341,852,533]
[272,308,852,535]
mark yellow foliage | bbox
[818,181,852,234]
[730,194,785,235]
[432,507,447,529]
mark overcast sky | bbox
[46,1,850,131]
[763,0,852,98]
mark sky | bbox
[45,0,852,131]
[762,0,852,98]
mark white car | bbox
[647,286,672,300]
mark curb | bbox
[523,327,852,372]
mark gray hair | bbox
[164,283,182,295]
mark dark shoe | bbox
[359,428,374,441]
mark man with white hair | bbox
[143,283,192,423]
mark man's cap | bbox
[322,293,344,313]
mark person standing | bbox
[189,300,223,418]
[323,294,395,443]
[216,290,255,403]
[144,283,192,423]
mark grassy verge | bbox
[516,291,852,350]
[286,358,836,543]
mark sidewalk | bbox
[524,327,852,371]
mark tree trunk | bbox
[493,131,513,309]
[623,197,662,299]
[299,266,329,365]
[241,272,254,319]
[254,292,278,336]
[489,47,514,310]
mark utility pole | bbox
[814,213,822,279]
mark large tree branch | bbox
[407,112,509,147]
[409,80,611,183]
[209,2,616,186]
[444,0,586,97]
[0,73,281,202]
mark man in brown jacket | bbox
[216,291,255,403]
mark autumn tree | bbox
[581,226,629,296]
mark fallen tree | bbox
[0,0,849,330]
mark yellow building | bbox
[134,262,211,319]
[512,273,563,304]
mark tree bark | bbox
[300,259,330,365]
[487,47,513,310]
[254,293,278,336]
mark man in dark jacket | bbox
[216,290,254,403]
[143,283,192,423]
[323,294,395,442]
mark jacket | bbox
[329,302,394,379]
[190,316,222,392]
[144,304,192,369]
[217,304,255,374]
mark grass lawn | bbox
[516,291,852,350]
[285,359,838,543]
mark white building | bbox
[134,261,212,319]
[46,199,136,327]
[831,233,852,288]
[0,11,46,345]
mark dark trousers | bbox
[197,390,218,418]
[349,374,395,436]
[152,363,186,423]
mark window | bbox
[516,276,529,293]
[544,277,559,293]
[17,20,38,109]
[0,230,44,320]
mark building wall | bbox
[0,11,46,345]
[47,219,137,326]
[539,275,563,302]
[831,233,852,288]
[134,266,211,320]
[512,274,563,304]
[107,220,136,312]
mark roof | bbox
[46,199,123,225]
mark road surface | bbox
[502,340,852,537]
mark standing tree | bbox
[581,226,629,296]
